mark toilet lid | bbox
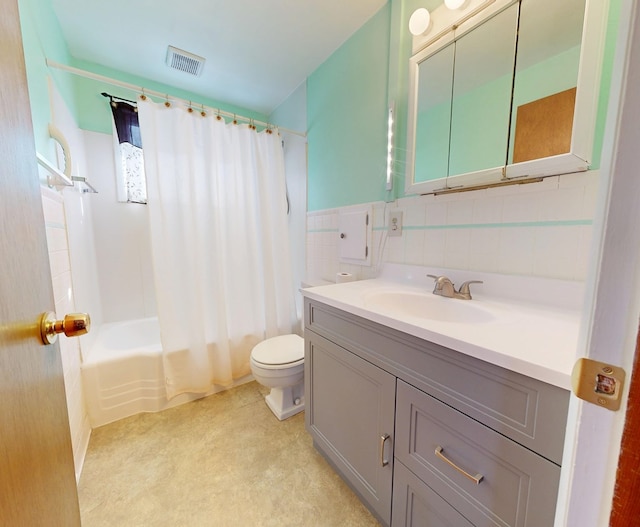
[251,334,304,366]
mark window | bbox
[108,96,147,204]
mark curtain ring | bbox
[216,109,222,121]
[139,88,147,101]
[201,104,207,117]
[266,123,272,135]
[164,94,171,108]
[233,113,238,125]
[187,101,193,113]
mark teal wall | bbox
[18,0,75,159]
[306,0,620,212]
[306,5,391,212]
[20,0,619,209]
[18,0,266,164]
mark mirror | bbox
[508,0,585,165]
[406,0,606,195]
[448,4,518,179]
[413,44,454,182]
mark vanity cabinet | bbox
[304,298,569,527]
[305,331,395,525]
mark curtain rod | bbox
[46,59,307,138]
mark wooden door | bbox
[0,0,81,524]
[609,326,640,525]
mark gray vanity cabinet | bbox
[304,298,569,527]
[392,461,475,527]
[305,331,395,525]
[394,380,561,526]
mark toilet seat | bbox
[251,334,304,368]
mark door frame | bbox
[557,0,640,524]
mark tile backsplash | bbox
[307,171,599,284]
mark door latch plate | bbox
[571,358,625,411]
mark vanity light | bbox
[444,0,467,9]
[386,105,394,191]
[409,8,431,36]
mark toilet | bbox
[250,333,305,420]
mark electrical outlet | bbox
[388,211,403,237]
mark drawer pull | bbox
[435,446,484,485]
[380,434,390,467]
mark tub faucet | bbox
[427,275,483,300]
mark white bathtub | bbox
[81,317,252,427]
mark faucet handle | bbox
[457,280,483,299]
[427,275,455,296]
[427,274,451,284]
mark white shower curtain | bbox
[137,98,297,399]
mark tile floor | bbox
[78,381,380,526]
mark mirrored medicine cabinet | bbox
[405,0,610,195]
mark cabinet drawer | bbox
[305,299,568,464]
[395,380,560,527]
[392,460,474,527]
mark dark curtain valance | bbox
[109,99,142,148]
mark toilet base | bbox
[264,383,305,420]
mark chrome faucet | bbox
[427,275,483,300]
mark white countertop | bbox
[302,265,584,390]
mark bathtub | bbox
[81,317,253,427]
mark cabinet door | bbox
[305,331,395,526]
[392,461,474,527]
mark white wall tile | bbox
[404,230,425,265]
[537,187,585,221]
[575,225,595,281]
[444,228,471,269]
[41,182,91,483]
[446,201,474,225]
[472,195,503,224]
[385,233,405,263]
[498,227,535,275]
[533,226,580,279]
[501,192,542,223]
[403,201,426,227]
[306,172,599,284]
[468,228,501,273]
[423,230,446,267]
[425,201,447,225]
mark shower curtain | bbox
[137,98,297,399]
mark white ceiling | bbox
[51,0,388,115]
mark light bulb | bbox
[444,0,467,9]
[409,8,431,36]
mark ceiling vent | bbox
[165,46,205,76]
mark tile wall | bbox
[40,186,92,482]
[307,171,599,284]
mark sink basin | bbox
[363,291,495,324]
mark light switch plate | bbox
[388,211,403,237]
[571,358,625,411]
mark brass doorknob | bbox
[39,312,91,345]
